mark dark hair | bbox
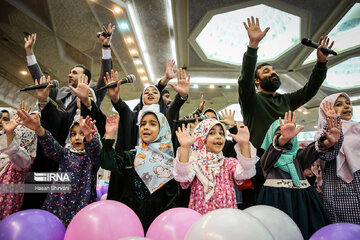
[70,122,80,131]
[161,89,170,96]
[254,62,271,80]
[75,64,91,83]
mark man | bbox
[161,89,172,108]
[238,16,334,207]
[24,24,115,112]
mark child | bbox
[101,112,181,231]
[18,110,101,226]
[173,118,257,214]
[316,93,360,224]
[0,103,37,219]
[258,111,342,239]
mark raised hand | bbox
[79,116,97,140]
[228,121,250,144]
[24,33,36,56]
[220,109,235,127]
[199,94,205,112]
[176,124,197,148]
[105,114,119,139]
[321,100,341,118]
[169,68,190,98]
[100,23,116,46]
[3,113,19,135]
[35,76,53,102]
[185,113,199,133]
[17,109,44,136]
[104,70,120,103]
[18,100,32,114]
[278,111,304,146]
[317,35,334,63]
[322,116,342,148]
[69,74,92,106]
[243,16,270,48]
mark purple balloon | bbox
[96,189,102,201]
[101,184,109,195]
[310,223,360,240]
[0,209,65,240]
[146,208,202,240]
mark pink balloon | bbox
[146,208,201,240]
[65,200,144,240]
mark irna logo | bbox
[34,172,71,182]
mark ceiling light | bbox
[209,84,215,89]
[120,23,128,30]
[138,68,145,73]
[141,76,148,81]
[298,108,303,112]
[314,126,318,129]
[133,59,142,65]
[20,71,27,75]
[114,7,121,13]
[125,37,133,43]
[303,111,309,115]
[225,85,230,89]
[130,49,138,55]
[193,84,199,89]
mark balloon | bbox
[96,189,102,201]
[101,184,109,195]
[101,193,108,200]
[0,209,65,240]
[185,208,274,240]
[310,223,360,240]
[245,205,303,240]
[146,208,201,240]
[65,200,144,240]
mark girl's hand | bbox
[17,109,44,136]
[169,68,190,98]
[79,116,97,139]
[321,100,341,118]
[104,70,121,103]
[3,113,19,135]
[322,116,342,148]
[278,111,304,146]
[176,124,197,148]
[229,121,250,144]
[105,114,119,139]
[220,109,235,127]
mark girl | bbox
[173,118,257,214]
[316,93,360,224]
[18,110,101,226]
[258,111,341,239]
[101,112,180,231]
[0,103,37,219]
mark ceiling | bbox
[0,0,359,132]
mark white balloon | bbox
[185,208,274,240]
[245,205,303,240]
[100,194,107,200]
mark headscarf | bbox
[261,120,301,187]
[190,118,226,202]
[134,112,174,194]
[203,108,219,120]
[136,85,167,124]
[0,108,14,120]
[316,92,360,183]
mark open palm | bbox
[176,124,197,148]
[279,111,304,141]
[169,68,190,98]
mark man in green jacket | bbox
[238,16,334,207]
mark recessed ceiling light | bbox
[125,37,133,43]
[114,7,121,13]
[130,49,137,55]
[225,85,230,89]
[133,59,142,65]
[303,111,309,115]
[138,68,145,73]
[120,23,128,30]
[314,126,318,129]
[209,84,215,89]
[193,84,199,89]
[20,71,27,75]
[141,77,148,81]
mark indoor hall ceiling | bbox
[0,0,359,132]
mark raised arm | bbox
[80,116,101,167]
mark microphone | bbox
[301,38,337,55]
[174,115,209,124]
[97,74,136,91]
[19,80,59,92]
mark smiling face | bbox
[70,124,85,150]
[140,113,160,144]
[143,86,160,105]
[255,65,281,92]
[206,124,225,154]
[68,66,85,87]
[334,96,353,121]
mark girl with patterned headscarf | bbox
[315,92,360,224]
[258,111,343,239]
[0,104,37,220]
[17,109,101,226]
[101,111,183,231]
[173,118,258,214]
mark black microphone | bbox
[174,115,209,124]
[19,80,59,92]
[97,74,136,91]
[301,38,337,55]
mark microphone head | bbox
[127,74,136,83]
[301,38,311,46]
[50,80,59,88]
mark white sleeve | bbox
[26,55,37,66]
[102,49,112,59]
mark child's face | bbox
[143,86,160,105]
[334,96,352,120]
[140,113,160,144]
[206,124,225,154]
[70,124,85,150]
[204,111,217,120]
